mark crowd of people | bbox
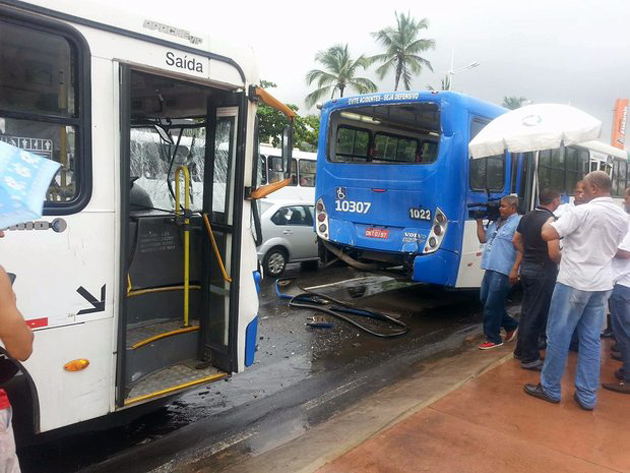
[477,170,630,410]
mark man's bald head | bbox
[583,170,612,201]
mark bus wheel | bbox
[264,248,288,277]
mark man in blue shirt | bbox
[476,195,522,349]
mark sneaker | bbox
[521,360,543,371]
[504,328,518,343]
[479,341,503,350]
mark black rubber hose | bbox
[277,278,409,338]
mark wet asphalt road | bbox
[18,264,485,473]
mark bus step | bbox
[127,318,200,349]
[124,360,226,406]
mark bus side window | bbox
[298,160,316,187]
[613,158,628,197]
[259,155,267,185]
[267,156,283,183]
[289,158,297,186]
[0,17,90,211]
[470,155,505,192]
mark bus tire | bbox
[263,247,288,277]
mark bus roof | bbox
[321,90,505,117]
[3,0,259,85]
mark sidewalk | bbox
[317,341,628,473]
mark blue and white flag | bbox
[0,140,61,228]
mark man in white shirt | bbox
[602,187,630,394]
[554,180,586,219]
[523,171,629,410]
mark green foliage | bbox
[257,103,296,147]
[256,81,320,151]
[371,12,435,91]
[294,113,320,151]
[502,96,530,110]
[305,44,377,107]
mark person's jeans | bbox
[480,270,518,344]
[515,262,556,364]
[609,284,630,382]
[541,283,610,408]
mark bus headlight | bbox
[423,208,447,254]
[316,198,329,240]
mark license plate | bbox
[365,228,389,239]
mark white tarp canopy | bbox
[469,103,602,159]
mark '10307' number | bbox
[335,200,372,214]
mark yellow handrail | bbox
[128,285,201,298]
[203,213,233,283]
[175,165,191,327]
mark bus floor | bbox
[315,339,628,473]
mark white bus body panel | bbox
[454,221,485,289]
[1,2,262,432]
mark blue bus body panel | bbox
[412,250,460,286]
[316,91,507,286]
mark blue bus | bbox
[314,91,530,288]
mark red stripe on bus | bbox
[26,318,48,329]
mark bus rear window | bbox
[328,103,440,165]
[335,126,369,161]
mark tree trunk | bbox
[339,83,345,98]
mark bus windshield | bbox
[327,103,440,165]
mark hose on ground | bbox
[276,278,409,338]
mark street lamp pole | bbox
[447,49,480,91]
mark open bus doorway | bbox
[118,68,240,407]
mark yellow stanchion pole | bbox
[175,166,191,327]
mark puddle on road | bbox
[21,267,483,473]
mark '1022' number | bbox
[335,200,372,214]
[409,208,431,220]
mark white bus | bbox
[259,144,316,202]
[0,0,293,438]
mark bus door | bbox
[117,66,242,407]
[512,152,536,212]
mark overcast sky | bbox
[103,0,630,146]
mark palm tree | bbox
[426,75,450,92]
[371,12,435,91]
[305,44,377,107]
[502,96,530,110]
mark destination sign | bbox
[347,92,420,105]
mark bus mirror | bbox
[281,125,293,178]
[153,124,174,145]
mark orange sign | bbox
[611,98,628,149]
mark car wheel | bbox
[264,248,288,277]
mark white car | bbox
[257,199,319,277]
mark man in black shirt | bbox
[512,188,562,370]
